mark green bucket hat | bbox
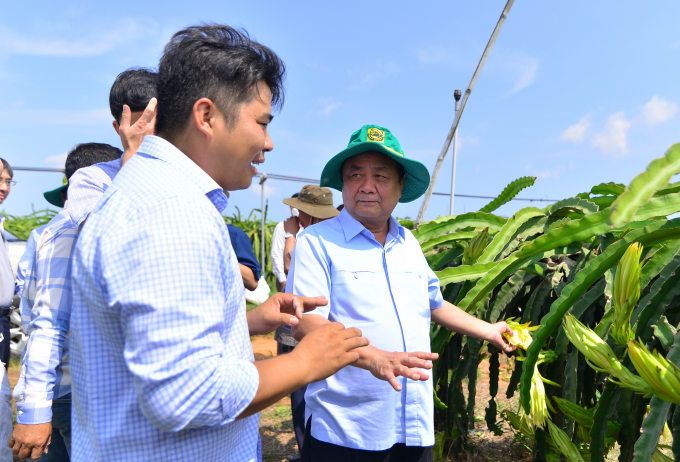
[43,176,68,208]
[320,124,430,203]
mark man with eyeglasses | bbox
[0,158,15,462]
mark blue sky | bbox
[2,1,680,223]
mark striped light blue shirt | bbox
[14,211,74,424]
[70,136,260,461]
[15,224,46,298]
[66,157,121,230]
[287,209,443,450]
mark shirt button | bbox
[354,272,358,279]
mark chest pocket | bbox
[332,269,380,287]
[388,270,430,316]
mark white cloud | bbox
[641,96,678,126]
[0,19,155,57]
[493,52,539,97]
[0,107,111,126]
[591,111,632,158]
[251,183,278,199]
[315,97,342,117]
[44,153,68,167]
[457,136,480,150]
[526,163,565,179]
[349,60,400,89]
[561,114,591,143]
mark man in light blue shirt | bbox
[290,125,516,462]
[69,25,367,462]
[10,143,123,461]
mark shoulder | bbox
[227,224,248,240]
[298,217,343,244]
[70,158,121,185]
[38,210,77,249]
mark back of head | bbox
[109,68,158,123]
[65,143,123,179]
[0,158,12,178]
[155,24,286,138]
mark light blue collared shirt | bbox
[66,157,121,230]
[15,224,46,298]
[14,211,74,424]
[287,208,443,450]
[70,136,260,461]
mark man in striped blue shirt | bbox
[10,144,123,461]
[69,25,368,462]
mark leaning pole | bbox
[414,0,515,227]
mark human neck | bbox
[352,213,391,246]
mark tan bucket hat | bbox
[282,185,339,220]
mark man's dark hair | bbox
[65,143,122,179]
[0,159,12,178]
[292,192,299,198]
[156,24,286,137]
[109,68,158,123]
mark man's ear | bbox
[192,98,217,139]
[112,120,120,134]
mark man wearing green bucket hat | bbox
[288,125,516,461]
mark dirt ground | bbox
[6,339,629,462]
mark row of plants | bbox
[4,205,277,295]
[418,144,680,462]
[2,209,56,240]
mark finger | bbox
[18,444,32,459]
[497,321,512,333]
[6,437,12,449]
[400,357,434,370]
[341,326,363,339]
[121,105,131,129]
[386,373,402,392]
[394,365,428,382]
[408,351,439,361]
[344,336,370,351]
[293,297,303,319]
[138,97,158,125]
[299,296,328,312]
[278,313,299,328]
[31,444,44,459]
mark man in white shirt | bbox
[271,192,299,293]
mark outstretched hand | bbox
[486,321,517,353]
[120,97,157,165]
[246,292,327,336]
[363,348,439,392]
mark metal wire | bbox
[11,167,558,203]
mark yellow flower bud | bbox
[628,340,680,406]
[612,243,643,345]
[563,315,652,397]
[547,419,586,462]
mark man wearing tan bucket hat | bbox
[287,125,516,462]
[276,184,339,462]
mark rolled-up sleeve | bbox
[426,261,444,310]
[286,231,331,320]
[111,198,259,432]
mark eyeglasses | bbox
[0,180,15,187]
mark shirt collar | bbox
[337,208,404,243]
[137,136,229,213]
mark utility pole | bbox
[415,0,515,227]
[259,173,267,273]
[449,89,462,216]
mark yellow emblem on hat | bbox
[367,127,385,143]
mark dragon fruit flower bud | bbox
[612,243,643,345]
[628,340,680,406]
[547,420,586,462]
[563,315,652,397]
[462,227,489,266]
